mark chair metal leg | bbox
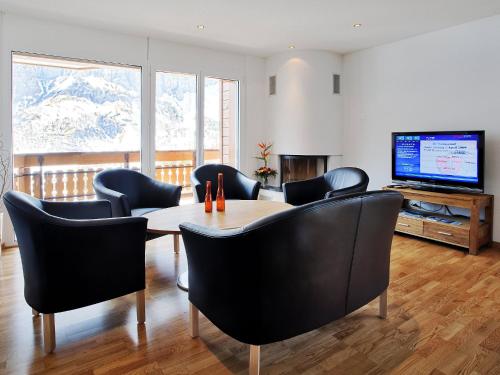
[249,345,260,375]
[43,314,56,354]
[379,289,388,319]
[173,234,180,254]
[32,308,40,317]
[189,302,199,338]
[136,290,146,324]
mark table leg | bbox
[173,234,180,254]
[177,271,189,291]
[173,233,188,291]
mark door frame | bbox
[149,69,241,177]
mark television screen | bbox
[392,131,485,191]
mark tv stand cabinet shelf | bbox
[383,186,494,255]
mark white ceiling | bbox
[1,0,500,56]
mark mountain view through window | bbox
[13,55,224,155]
[11,54,239,201]
[12,54,142,154]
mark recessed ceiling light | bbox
[288,45,296,49]
[197,24,206,30]
[353,23,362,28]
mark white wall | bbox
[262,50,344,186]
[265,50,343,156]
[343,15,500,241]
[243,56,267,174]
[0,13,265,246]
[4,11,499,242]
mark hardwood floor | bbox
[0,234,499,374]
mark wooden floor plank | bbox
[0,234,499,374]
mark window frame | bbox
[202,75,240,168]
[10,51,144,200]
[152,69,241,170]
[9,52,243,193]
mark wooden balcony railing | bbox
[13,149,220,201]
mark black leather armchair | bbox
[283,167,369,206]
[3,191,148,354]
[191,164,261,202]
[180,190,403,374]
[93,168,182,217]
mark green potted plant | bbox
[254,142,277,187]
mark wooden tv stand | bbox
[383,186,494,255]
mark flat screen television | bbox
[392,131,485,192]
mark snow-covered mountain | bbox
[13,66,141,153]
[12,64,220,155]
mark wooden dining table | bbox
[143,199,293,290]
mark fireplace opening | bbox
[280,155,328,186]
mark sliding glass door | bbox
[155,72,239,199]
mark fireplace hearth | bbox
[280,155,328,186]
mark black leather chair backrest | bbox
[283,167,370,206]
[180,190,403,346]
[346,191,400,313]
[2,192,113,269]
[191,164,260,202]
[324,167,369,194]
[94,168,182,210]
[94,168,181,218]
[94,168,147,209]
[3,190,147,314]
[3,192,50,280]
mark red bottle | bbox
[216,173,225,212]
[205,180,212,213]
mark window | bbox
[154,71,197,195]
[204,77,239,167]
[154,72,239,199]
[12,53,141,200]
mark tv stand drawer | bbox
[423,222,469,247]
[396,216,423,235]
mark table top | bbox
[144,200,293,234]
